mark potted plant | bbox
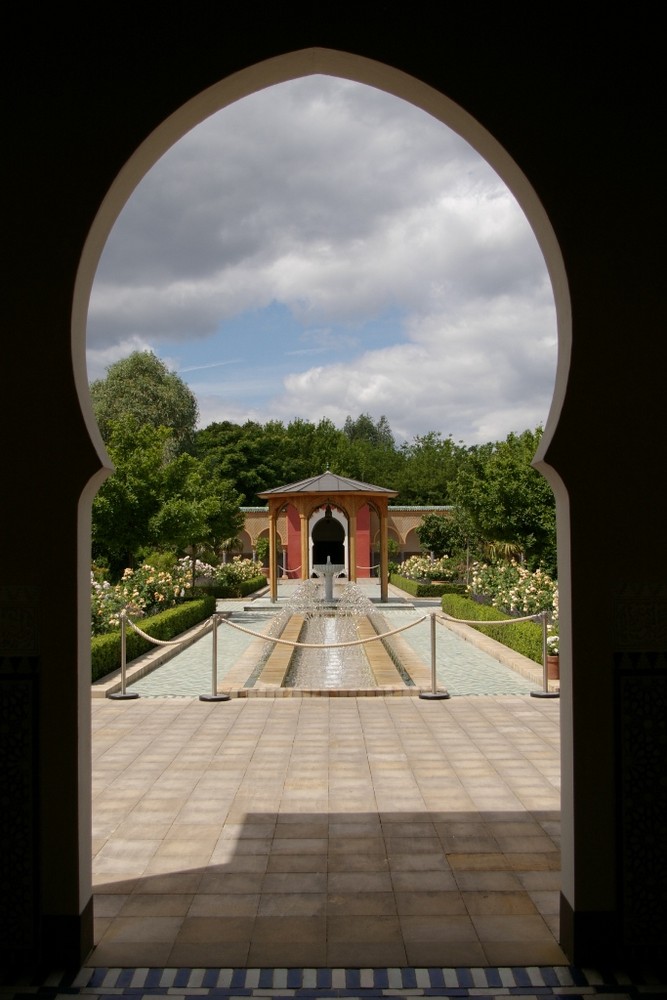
[546,631,559,679]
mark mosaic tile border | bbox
[2,965,666,999]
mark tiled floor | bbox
[91,693,563,967]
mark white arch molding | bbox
[73,45,572,943]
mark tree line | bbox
[90,351,556,579]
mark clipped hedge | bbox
[441,593,543,663]
[91,596,216,682]
[390,574,467,598]
[197,575,267,599]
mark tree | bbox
[396,432,466,504]
[149,454,244,586]
[416,512,466,557]
[92,417,243,581]
[90,350,199,450]
[91,417,174,577]
[343,412,394,449]
[451,427,557,574]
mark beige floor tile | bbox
[470,913,555,941]
[447,852,510,871]
[120,893,193,916]
[482,940,568,964]
[506,851,561,871]
[262,871,327,893]
[328,853,389,873]
[327,891,396,915]
[391,870,458,892]
[198,872,264,893]
[257,893,326,916]
[400,913,479,942]
[93,893,130,916]
[404,940,487,965]
[187,893,259,916]
[270,837,327,854]
[528,889,561,914]
[274,820,328,838]
[388,853,450,872]
[267,853,329,873]
[454,870,523,891]
[88,941,174,966]
[211,854,269,874]
[328,871,392,893]
[395,891,467,915]
[327,941,407,966]
[174,915,255,943]
[462,890,538,915]
[96,915,185,943]
[248,939,327,965]
[132,872,202,893]
[251,915,326,943]
[167,940,251,965]
[327,914,403,943]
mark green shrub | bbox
[441,593,543,663]
[391,574,467,598]
[198,575,266,599]
[91,596,215,682]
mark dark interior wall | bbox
[2,5,665,967]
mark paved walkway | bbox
[91,692,562,968]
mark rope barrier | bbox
[280,565,302,576]
[438,610,543,627]
[220,614,428,649]
[437,609,557,699]
[357,563,381,570]
[125,616,212,646]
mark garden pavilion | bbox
[258,471,397,603]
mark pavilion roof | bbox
[258,471,398,498]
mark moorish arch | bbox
[2,10,664,970]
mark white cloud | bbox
[87,75,557,444]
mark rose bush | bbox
[91,561,192,636]
[468,559,558,623]
[399,554,459,582]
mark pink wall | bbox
[356,504,371,578]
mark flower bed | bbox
[467,559,558,656]
[398,554,460,583]
[91,562,192,636]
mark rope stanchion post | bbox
[419,611,450,700]
[109,609,139,700]
[530,609,559,699]
[200,613,231,702]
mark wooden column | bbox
[269,505,278,602]
[348,505,357,582]
[300,511,309,580]
[380,503,389,603]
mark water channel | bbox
[124,578,537,698]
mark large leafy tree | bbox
[90,350,199,450]
[451,427,557,574]
[92,417,173,576]
[92,417,243,579]
[150,454,244,586]
[416,512,467,557]
[396,432,466,504]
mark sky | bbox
[87,75,557,447]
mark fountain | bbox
[246,574,415,692]
[312,554,344,603]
